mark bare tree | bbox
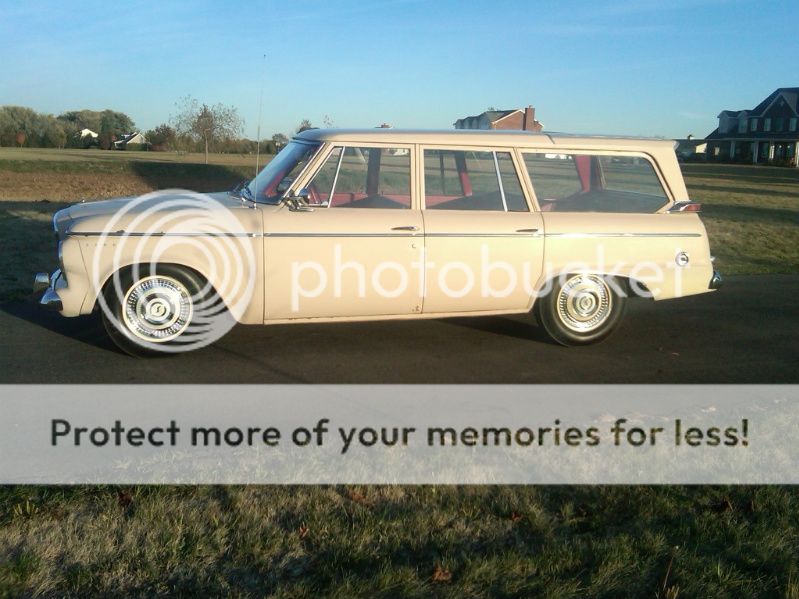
[296,119,313,133]
[172,96,243,164]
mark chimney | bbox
[523,105,536,131]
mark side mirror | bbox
[286,188,315,212]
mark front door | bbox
[264,145,423,320]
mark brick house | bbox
[705,87,799,165]
[454,106,543,132]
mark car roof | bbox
[294,128,676,150]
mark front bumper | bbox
[33,269,64,311]
[709,270,723,290]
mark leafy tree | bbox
[99,110,135,150]
[0,106,37,146]
[39,120,66,148]
[145,124,177,151]
[172,96,243,164]
[0,106,68,148]
[57,109,134,148]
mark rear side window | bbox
[423,149,528,212]
[523,153,668,213]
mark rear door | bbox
[420,146,544,314]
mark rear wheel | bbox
[536,273,626,346]
[101,265,223,356]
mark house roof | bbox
[717,88,799,120]
[455,109,519,124]
[750,87,799,115]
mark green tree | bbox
[99,110,135,150]
[145,124,177,151]
[0,106,37,147]
[296,119,313,133]
[172,96,243,164]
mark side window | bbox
[423,149,528,212]
[523,152,668,213]
[599,156,668,201]
[307,146,411,209]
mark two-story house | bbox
[454,106,543,132]
[705,87,799,165]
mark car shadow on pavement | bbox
[0,298,122,354]
[442,314,553,343]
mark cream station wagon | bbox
[34,129,721,355]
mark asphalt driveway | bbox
[1,274,796,384]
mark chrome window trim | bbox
[492,151,509,212]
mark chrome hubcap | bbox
[122,275,193,342]
[556,274,612,332]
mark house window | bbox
[738,119,747,134]
[764,118,772,132]
[775,118,784,132]
[791,118,797,132]
[750,118,758,132]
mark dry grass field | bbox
[1,150,798,597]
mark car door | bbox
[264,144,424,320]
[420,147,544,314]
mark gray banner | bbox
[1,385,795,484]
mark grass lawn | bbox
[681,163,799,275]
[2,485,799,597]
[0,152,797,597]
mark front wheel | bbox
[535,274,627,346]
[101,265,228,356]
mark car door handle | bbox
[516,228,539,233]
[392,226,419,231]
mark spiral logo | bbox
[91,189,257,354]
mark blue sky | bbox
[1,0,797,139]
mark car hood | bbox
[64,191,263,236]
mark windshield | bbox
[247,141,321,204]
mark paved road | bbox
[1,274,796,383]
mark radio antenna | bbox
[254,53,266,180]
